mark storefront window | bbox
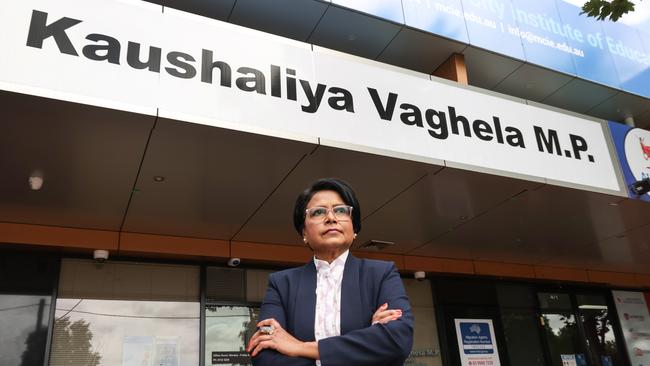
[500,308,546,366]
[541,313,583,366]
[498,284,545,366]
[205,305,259,366]
[50,259,200,366]
[403,278,442,366]
[436,278,508,366]
[0,295,51,366]
[0,252,57,366]
[204,267,270,366]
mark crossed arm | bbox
[247,265,413,366]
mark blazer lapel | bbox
[294,261,317,341]
[340,255,364,335]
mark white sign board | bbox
[561,354,578,366]
[0,0,622,194]
[454,318,501,366]
[613,291,650,366]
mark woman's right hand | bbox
[371,303,402,325]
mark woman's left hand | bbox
[247,318,318,359]
[372,303,402,325]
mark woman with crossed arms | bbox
[247,178,413,365]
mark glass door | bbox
[538,292,588,366]
[537,292,627,366]
[575,294,625,366]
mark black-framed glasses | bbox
[305,205,353,222]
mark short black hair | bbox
[293,178,361,235]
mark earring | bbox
[354,233,357,239]
[303,237,307,243]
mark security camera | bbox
[631,178,650,195]
[227,257,241,267]
[93,249,109,263]
[414,271,426,281]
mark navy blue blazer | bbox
[252,254,414,366]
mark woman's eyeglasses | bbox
[305,205,353,222]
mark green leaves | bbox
[581,0,638,22]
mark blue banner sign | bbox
[555,0,621,88]
[339,0,650,97]
[402,0,470,43]
[332,0,405,24]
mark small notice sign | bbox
[454,319,501,366]
[211,351,250,365]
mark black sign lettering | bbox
[127,41,161,72]
[23,9,599,166]
[165,51,196,79]
[201,49,232,86]
[236,66,266,94]
[328,87,354,112]
[367,88,398,121]
[570,134,595,162]
[300,80,326,113]
[534,126,561,155]
[82,33,121,64]
[26,10,81,56]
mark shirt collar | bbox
[313,249,349,272]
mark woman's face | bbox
[302,190,355,257]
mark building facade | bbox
[2,0,650,366]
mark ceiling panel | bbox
[636,109,650,129]
[540,198,650,273]
[411,185,646,264]
[542,78,619,114]
[377,28,467,74]
[145,0,235,21]
[541,224,650,273]
[122,118,315,239]
[229,0,329,42]
[492,63,573,102]
[587,91,650,124]
[308,5,402,60]
[463,47,524,90]
[233,145,437,245]
[357,167,542,255]
[0,90,155,230]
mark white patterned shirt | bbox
[313,250,349,365]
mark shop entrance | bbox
[537,292,627,366]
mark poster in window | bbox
[612,291,650,366]
[123,336,154,366]
[154,337,180,366]
[454,319,501,366]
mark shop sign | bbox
[211,351,250,365]
[612,290,650,366]
[609,122,650,201]
[454,319,501,366]
[0,0,623,194]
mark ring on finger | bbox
[260,325,274,335]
